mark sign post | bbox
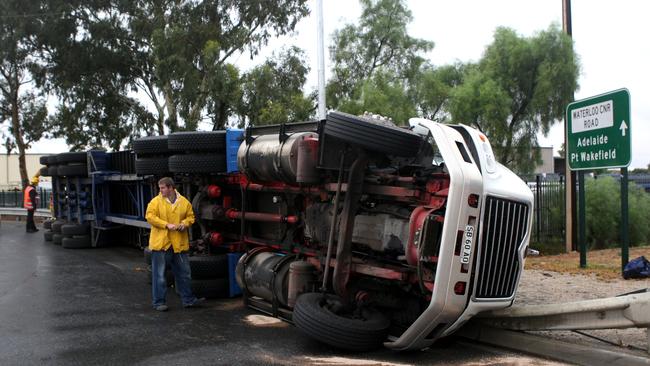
[566,89,631,271]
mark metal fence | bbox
[522,174,566,245]
[0,188,52,210]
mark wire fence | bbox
[0,188,51,210]
[521,174,566,245]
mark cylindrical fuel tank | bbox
[237,132,317,183]
[287,261,316,308]
[235,251,293,307]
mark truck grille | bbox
[475,196,529,299]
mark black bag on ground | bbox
[623,256,650,279]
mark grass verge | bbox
[525,245,650,280]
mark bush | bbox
[585,176,650,249]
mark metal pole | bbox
[578,171,586,268]
[536,175,541,242]
[563,0,577,253]
[316,0,327,120]
[621,168,629,272]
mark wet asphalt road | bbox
[0,221,548,366]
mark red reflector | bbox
[207,185,221,198]
[454,281,466,295]
[468,194,479,208]
[209,232,224,246]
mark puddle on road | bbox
[242,314,288,328]
[302,357,411,366]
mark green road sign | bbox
[566,89,631,170]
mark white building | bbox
[0,154,51,189]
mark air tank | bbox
[237,132,318,183]
[235,251,293,308]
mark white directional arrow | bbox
[620,120,628,136]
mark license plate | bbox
[460,225,474,264]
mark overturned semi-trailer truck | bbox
[40,111,533,351]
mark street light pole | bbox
[563,0,577,254]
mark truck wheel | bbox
[43,230,54,241]
[62,235,91,249]
[324,111,422,157]
[40,166,50,177]
[52,233,65,245]
[51,220,67,234]
[56,152,88,164]
[135,157,169,176]
[191,278,229,299]
[61,223,90,236]
[189,255,229,279]
[43,219,54,230]
[57,164,88,177]
[39,155,50,165]
[168,131,226,152]
[293,293,390,351]
[168,154,226,174]
[48,166,59,176]
[133,135,170,155]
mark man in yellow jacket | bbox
[146,177,203,311]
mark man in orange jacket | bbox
[24,176,40,233]
[145,177,203,312]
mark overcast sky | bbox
[31,0,650,169]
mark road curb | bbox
[458,323,650,366]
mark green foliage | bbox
[584,176,650,249]
[327,0,432,109]
[0,0,49,185]
[34,0,309,150]
[449,25,579,174]
[626,182,650,246]
[336,70,416,125]
[413,63,465,122]
[239,46,315,126]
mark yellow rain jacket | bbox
[145,191,195,252]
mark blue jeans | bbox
[151,249,197,307]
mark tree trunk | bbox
[163,82,178,131]
[187,73,210,131]
[10,90,28,188]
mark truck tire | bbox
[39,155,50,165]
[168,131,227,152]
[43,230,54,241]
[57,152,87,164]
[190,278,229,299]
[168,153,226,174]
[57,164,88,177]
[43,219,54,230]
[133,135,169,155]
[293,293,390,351]
[51,220,67,234]
[40,166,50,177]
[52,233,65,245]
[62,235,91,249]
[324,111,422,157]
[61,223,90,236]
[135,157,169,176]
[189,255,228,279]
[48,166,58,176]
